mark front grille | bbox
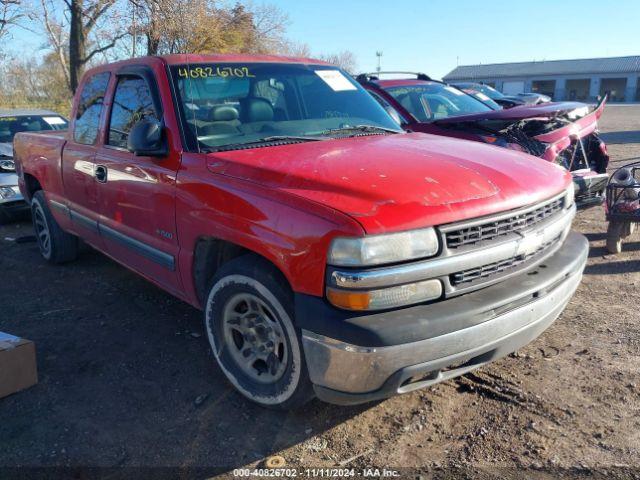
[451,235,561,286]
[445,197,564,249]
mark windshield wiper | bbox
[205,135,325,153]
[321,125,401,136]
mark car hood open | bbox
[206,133,569,234]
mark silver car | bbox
[0,109,69,223]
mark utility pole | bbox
[376,51,383,73]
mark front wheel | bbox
[204,255,315,410]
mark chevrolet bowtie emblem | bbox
[515,230,544,257]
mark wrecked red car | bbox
[358,72,609,208]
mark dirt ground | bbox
[0,106,639,480]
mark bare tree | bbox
[0,54,72,113]
[29,0,71,89]
[0,0,23,45]
[246,2,289,53]
[67,0,128,92]
[28,0,127,93]
[278,40,312,58]
[130,0,289,56]
[279,41,359,73]
[318,50,358,74]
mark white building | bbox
[443,55,640,103]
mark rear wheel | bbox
[31,191,78,264]
[204,254,314,409]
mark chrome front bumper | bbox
[302,232,588,405]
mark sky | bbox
[7,0,640,78]
[278,0,640,78]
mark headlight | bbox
[327,279,443,311]
[565,182,575,208]
[0,185,19,199]
[328,227,439,267]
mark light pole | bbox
[376,51,383,74]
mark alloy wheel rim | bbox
[221,293,288,384]
[33,203,51,258]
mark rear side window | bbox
[74,72,110,145]
[108,76,158,148]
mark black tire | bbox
[204,254,315,410]
[31,190,78,264]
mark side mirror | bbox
[384,106,402,126]
[127,118,167,157]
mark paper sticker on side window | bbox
[43,117,66,126]
[315,70,357,92]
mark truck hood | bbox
[206,133,570,233]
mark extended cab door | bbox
[61,71,111,248]
[94,65,182,294]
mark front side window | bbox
[108,76,158,148]
[170,63,401,151]
[74,72,110,145]
[0,115,68,144]
[385,83,492,122]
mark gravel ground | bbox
[0,105,638,480]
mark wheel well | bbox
[193,237,292,304]
[23,173,42,202]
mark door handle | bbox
[95,165,108,183]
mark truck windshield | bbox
[0,115,68,144]
[384,83,493,123]
[170,63,402,151]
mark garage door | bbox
[502,81,525,95]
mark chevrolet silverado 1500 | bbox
[14,55,588,409]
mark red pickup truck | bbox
[15,55,588,409]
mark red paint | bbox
[14,55,571,310]
[363,78,608,169]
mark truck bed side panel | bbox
[14,131,71,228]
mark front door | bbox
[95,69,182,294]
[61,71,111,248]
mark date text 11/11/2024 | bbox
[232,468,401,477]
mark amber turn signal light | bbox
[326,288,371,311]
